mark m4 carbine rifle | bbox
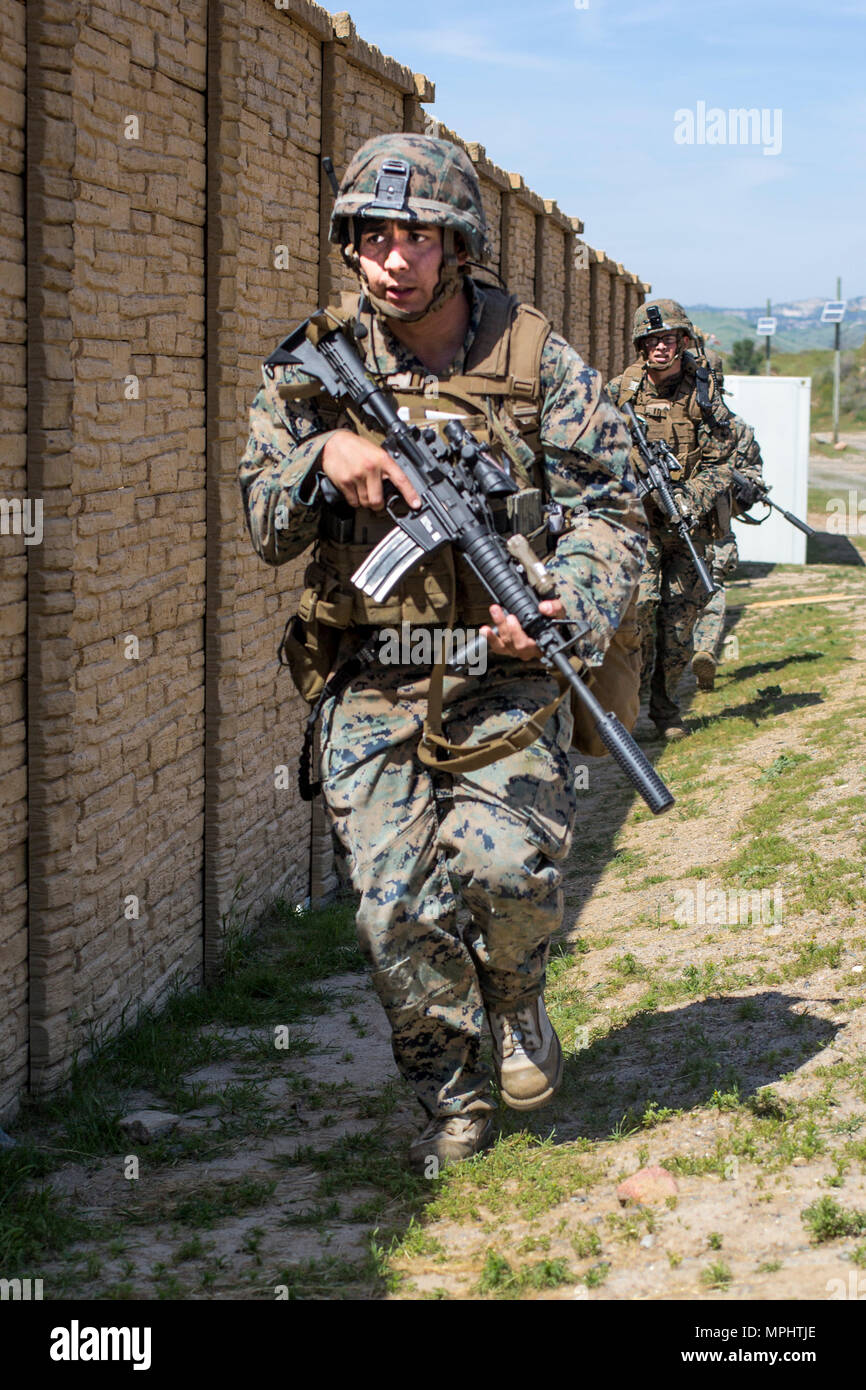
[731,469,815,537]
[621,401,717,598]
[264,311,674,816]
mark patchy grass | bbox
[801,1196,866,1244]
[475,1248,574,1298]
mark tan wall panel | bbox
[0,0,27,1122]
[536,218,566,335]
[478,175,502,274]
[231,0,326,943]
[569,239,592,360]
[62,1,208,1056]
[501,196,536,306]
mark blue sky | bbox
[334,0,866,307]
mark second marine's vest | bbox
[614,351,730,482]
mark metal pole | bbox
[832,276,841,445]
[766,297,771,375]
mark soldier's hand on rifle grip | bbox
[320,429,421,512]
[482,599,565,663]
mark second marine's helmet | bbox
[633,298,693,350]
[328,132,490,321]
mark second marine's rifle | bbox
[622,402,717,598]
[731,469,815,537]
[264,311,674,816]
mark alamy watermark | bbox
[1,1276,43,1300]
[0,498,43,544]
[674,103,782,157]
[673,882,784,927]
[378,622,487,676]
[825,490,866,536]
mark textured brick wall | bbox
[501,186,538,307]
[536,212,567,336]
[477,175,503,270]
[0,0,27,1123]
[0,0,646,1115]
[609,264,626,379]
[589,251,611,379]
[226,0,329,978]
[623,279,647,369]
[24,0,209,1094]
[570,236,592,360]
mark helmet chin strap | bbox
[343,224,466,324]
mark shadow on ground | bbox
[507,991,839,1146]
[806,532,866,566]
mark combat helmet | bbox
[633,298,693,350]
[328,132,490,321]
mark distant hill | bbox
[685,297,866,354]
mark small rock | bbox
[617,1165,679,1206]
[640,1234,655,1248]
[118,1110,179,1144]
[791,1157,807,1166]
[0,1127,15,1149]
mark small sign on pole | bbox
[756,317,777,335]
[829,281,844,443]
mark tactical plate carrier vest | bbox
[279,286,552,678]
[613,352,732,538]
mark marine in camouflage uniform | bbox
[688,333,766,690]
[607,300,736,736]
[238,133,647,1166]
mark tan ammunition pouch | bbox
[570,584,642,758]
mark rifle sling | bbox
[417,654,572,775]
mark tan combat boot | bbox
[408,1112,494,1173]
[692,650,716,691]
[487,997,563,1111]
[653,720,687,742]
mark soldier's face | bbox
[358,221,445,315]
[643,331,682,369]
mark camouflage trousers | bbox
[319,656,578,1119]
[637,528,713,725]
[692,533,738,660]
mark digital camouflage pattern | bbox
[632,298,693,346]
[693,414,766,660]
[318,657,576,1116]
[239,274,647,1119]
[692,533,738,659]
[329,132,490,262]
[607,353,736,727]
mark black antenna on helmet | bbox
[322,156,340,198]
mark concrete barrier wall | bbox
[0,0,647,1120]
